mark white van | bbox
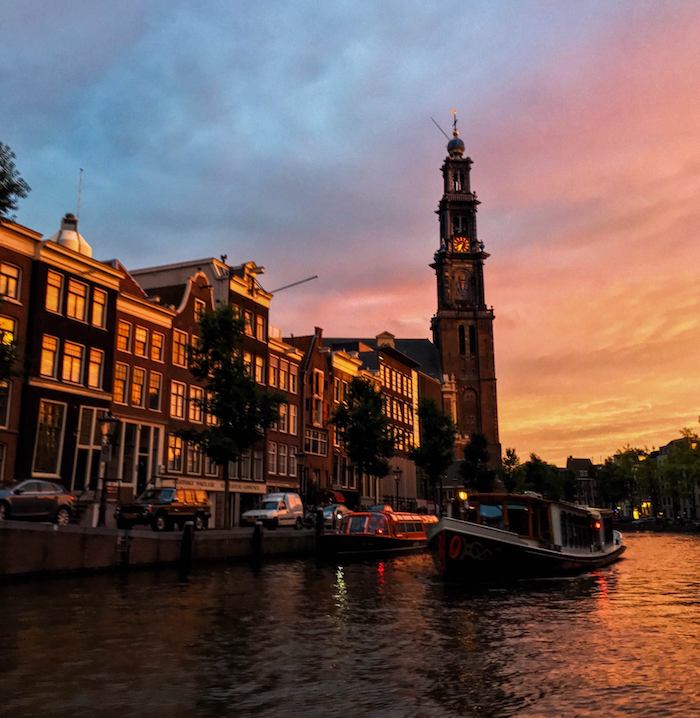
[241,492,304,529]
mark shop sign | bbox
[178,477,268,494]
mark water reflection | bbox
[0,534,699,716]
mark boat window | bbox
[560,511,595,549]
[479,503,504,528]
[507,503,530,536]
[348,515,368,534]
[368,514,388,534]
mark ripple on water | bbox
[1,535,700,716]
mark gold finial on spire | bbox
[451,108,459,137]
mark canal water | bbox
[1,533,699,717]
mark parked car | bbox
[241,492,304,529]
[0,480,75,525]
[115,487,211,531]
[322,503,351,529]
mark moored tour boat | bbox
[428,492,625,580]
[318,506,438,559]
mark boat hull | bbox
[317,532,428,559]
[429,521,626,581]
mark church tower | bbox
[430,116,501,464]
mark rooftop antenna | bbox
[76,168,84,219]
[430,116,450,141]
[271,275,319,293]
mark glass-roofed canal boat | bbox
[318,506,439,559]
[428,493,626,581]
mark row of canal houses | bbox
[0,214,444,527]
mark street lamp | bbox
[96,410,120,527]
[392,466,402,511]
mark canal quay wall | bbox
[0,520,315,578]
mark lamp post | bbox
[96,410,120,527]
[295,450,307,505]
[392,466,402,511]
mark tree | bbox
[514,453,567,499]
[0,322,17,382]
[409,398,456,509]
[500,447,521,492]
[332,376,394,504]
[0,142,31,219]
[178,305,281,528]
[461,432,495,492]
[596,446,647,510]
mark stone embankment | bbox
[0,520,315,578]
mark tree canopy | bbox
[178,304,281,527]
[0,142,30,219]
[512,453,575,501]
[409,398,455,504]
[332,376,394,486]
[460,432,495,492]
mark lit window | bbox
[278,444,288,476]
[134,326,148,357]
[167,434,183,472]
[304,428,328,456]
[189,386,203,422]
[268,356,278,387]
[255,355,265,384]
[194,299,206,322]
[173,330,187,367]
[187,443,202,474]
[268,441,277,474]
[0,381,10,428]
[131,367,146,406]
[278,403,288,433]
[0,263,20,300]
[255,314,265,340]
[243,351,252,376]
[205,391,218,425]
[61,342,84,383]
[0,315,16,345]
[170,381,186,419]
[151,332,164,362]
[288,404,298,435]
[279,360,288,391]
[114,363,129,404]
[45,271,63,313]
[87,349,104,389]
[244,311,253,336]
[92,289,107,328]
[65,280,88,321]
[205,455,218,476]
[312,369,323,426]
[289,365,298,394]
[148,372,162,411]
[117,321,132,352]
[32,400,66,475]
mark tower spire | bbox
[446,109,465,158]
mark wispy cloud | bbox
[3,1,700,463]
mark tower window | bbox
[453,171,464,192]
[469,326,477,356]
[459,326,466,356]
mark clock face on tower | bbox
[453,236,469,253]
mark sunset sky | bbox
[3,1,699,465]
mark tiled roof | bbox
[325,337,442,380]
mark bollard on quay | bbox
[179,521,195,575]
